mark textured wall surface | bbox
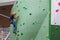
[10,0,49,40]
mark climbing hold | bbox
[55,27,58,30]
[55,22,56,24]
[29,13,32,15]
[17,34,20,36]
[18,10,20,12]
[23,23,25,25]
[16,1,18,4]
[23,7,27,10]
[56,9,59,12]
[21,33,23,35]
[43,8,45,11]
[17,31,19,32]
[32,22,35,25]
[54,22,56,24]
[58,2,60,6]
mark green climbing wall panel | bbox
[10,0,49,40]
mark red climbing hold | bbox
[58,2,60,6]
[56,9,59,12]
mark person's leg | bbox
[12,20,17,34]
[13,23,17,32]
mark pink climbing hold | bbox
[58,2,60,6]
[56,9,59,12]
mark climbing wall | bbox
[10,0,49,40]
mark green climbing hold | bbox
[29,13,32,15]
[23,7,27,10]
[18,10,20,12]
[21,33,23,35]
[16,1,18,4]
[20,24,22,26]
[43,8,45,11]
[33,23,35,25]
[23,23,25,25]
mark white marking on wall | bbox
[51,0,60,25]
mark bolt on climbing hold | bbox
[23,7,27,10]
